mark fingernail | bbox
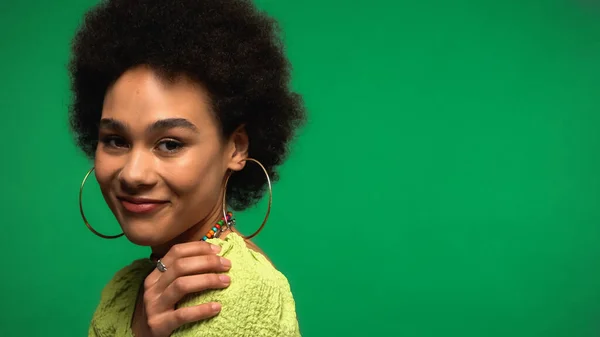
[211,303,221,312]
[220,257,231,268]
[211,245,221,253]
[219,274,231,285]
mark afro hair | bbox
[68,0,306,210]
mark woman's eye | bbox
[101,136,128,149]
[157,139,184,153]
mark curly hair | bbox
[68,0,305,210]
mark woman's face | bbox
[94,66,247,247]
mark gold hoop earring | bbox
[79,167,124,239]
[221,158,272,240]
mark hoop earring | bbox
[79,167,124,239]
[221,158,272,240]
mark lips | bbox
[117,196,168,214]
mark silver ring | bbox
[156,259,168,272]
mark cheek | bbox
[166,159,223,198]
[164,150,227,204]
[93,154,119,195]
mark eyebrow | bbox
[99,118,199,134]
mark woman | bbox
[69,0,306,336]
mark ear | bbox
[225,125,249,171]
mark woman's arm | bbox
[172,277,301,337]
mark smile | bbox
[117,197,168,214]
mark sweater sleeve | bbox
[173,279,300,337]
[171,236,301,337]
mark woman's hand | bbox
[140,241,232,337]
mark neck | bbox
[150,202,229,258]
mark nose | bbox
[118,150,158,192]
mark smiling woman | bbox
[94,68,244,251]
[68,0,306,336]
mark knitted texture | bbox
[89,233,301,336]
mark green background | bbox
[1,0,600,336]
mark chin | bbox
[118,218,168,247]
[123,231,162,247]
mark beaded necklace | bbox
[204,211,234,240]
[149,211,235,261]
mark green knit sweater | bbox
[88,233,301,336]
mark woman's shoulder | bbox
[172,233,301,336]
[208,232,291,290]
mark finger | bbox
[156,255,231,290]
[148,302,222,335]
[159,273,231,310]
[146,242,222,287]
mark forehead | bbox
[102,66,215,129]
